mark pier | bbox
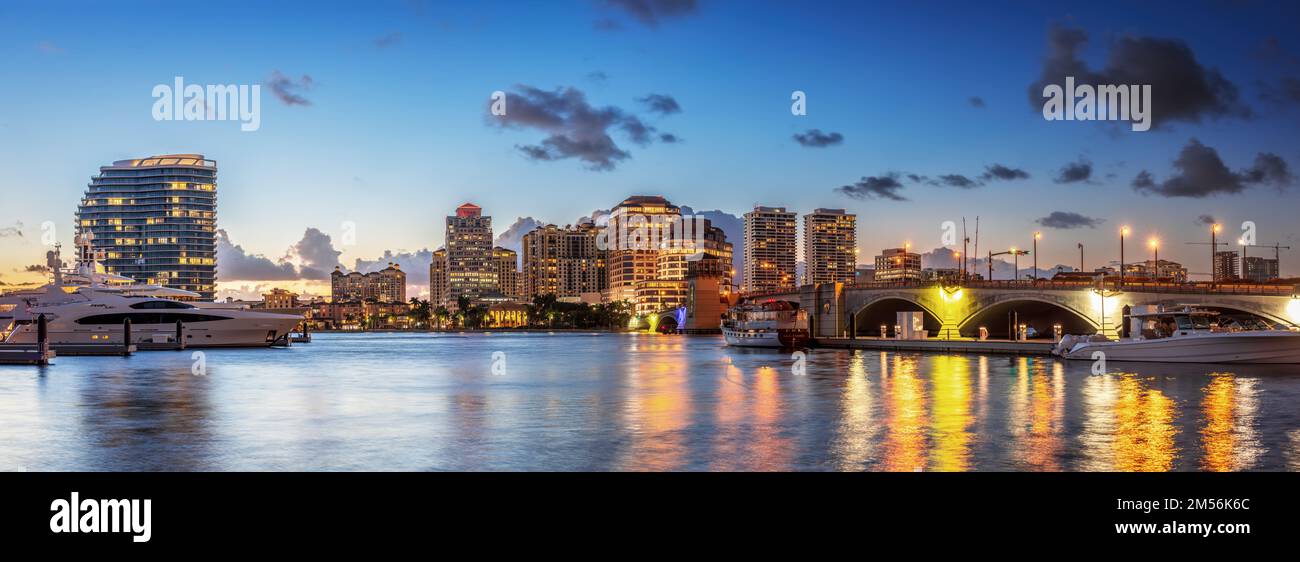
[816,336,1055,355]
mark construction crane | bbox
[1242,243,1292,280]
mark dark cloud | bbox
[980,164,1030,181]
[638,93,681,115]
[835,173,908,201]
[1197,214,1218,226]
[1036,211,1105,229]
[215,229,300,281]
[24,264,50,273]
[587,71,609,82]
[968,96,986,108]
[792,129,844,148]
[284,228,343,279]
[488,85,674,171]
[603,0,699,27]
[1029,24,1250,128]
[0,221,21,237]
[936,174,979,189]
[1054,158,1094,184]
[658,133,681,143]
[1258,76,1300,106]
[1133,138,1294,197]
[266,70,315,106]
[373,31,402,49]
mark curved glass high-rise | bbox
[75,154,218,300]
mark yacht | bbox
[722,300,809,348]
[0,238,302,348]
[1053,306,1300,364]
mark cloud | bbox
[980,164,1030,181]
[494,217,544,254]
[658,133,681,143]
[793,129,844,148]
[24,264,50,273]
[488,85,675,170]
[968,96,986,108]
[215,230,300,281]
[587,70,609,82]
[352,248,434,293]
[36,41,63,54]
[283,228,343,280]
[638,93,681,115]
[266,70,316,106]
[935,174,979,188]
[1197,214,1218,226]
[1029,24,1250,128]
[1132,138,1294,197]
[373,31,402,49]
[1054,158,1094,184]
[602,0,699,27]
[835,173,908,201]
[0,221,21,237]
[1036,211,1105,229]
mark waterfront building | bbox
[1243,256,1280,282]
[330,264,406,303]
[606,196,681,303]
[492,246,523,300]
[742,206,797,293]
[75,154,218,300]
[445,203,496,309]
[633,279,688,317]
[309,300,411,330]
[854,265,876,285]
[1214,251,1240,281]
[803,209,857,285]
[1126,259,1189,282]
[261,288,300,309]
[429,248,447,307]
[656,219,733,287]
[874,247,922,282]
[522,222,607,298]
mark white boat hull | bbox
[723,327,784,347]
[1060,331,1300,364]
[5,313,302,348]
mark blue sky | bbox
[2,0,1299,298]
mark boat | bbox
[722,300,809,348]
[0,238,302,348]
[1053,306,1300,364]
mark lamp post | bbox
[1119,226,1130,287]
[1033,231,1041,281]
[953,251,961,282]
[1211,223,1221,283]
[1078,243,1084,273]
[1149,238,1159,280]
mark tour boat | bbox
[1054,306,1300,364]
[722,300,809,348]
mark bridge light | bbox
[1288,296,1300,325]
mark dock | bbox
[817,337,1056,355]
[50,343,137,356]
[0,344,55,365]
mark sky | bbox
[2,0,1299,300]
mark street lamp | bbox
[1033,231,1042,281]
[1119,226,1130,286]
[1211,223,1222,283]
[1078,242,1084,273]
[1154,236,1164,281]
[989,248,1028,281]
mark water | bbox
[2,332,1300,471]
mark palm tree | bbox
[408,298,431,329]
[432,305,450,329]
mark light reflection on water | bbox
[1,332,1299,471]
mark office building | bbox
[1242,256,1280,282]
[330,264,406,303]
[874,248,922,282]
[742,206,797,293]
[522,222,607,298]
[803,208,857,285]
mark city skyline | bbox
[3,1,1300,300]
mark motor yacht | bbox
[1054,306,1300,364]
[722,300,809,348]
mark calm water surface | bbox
[3,332,1300,471]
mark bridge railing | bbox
[741,279,1298,298]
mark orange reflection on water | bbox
[928,355,973,472]
[1200,374,1261,472]
[881,354,928,471]
[1113,375,1177,472]
[1008,358,1065,470]
[624,358,691,470]
[833,351,878,470]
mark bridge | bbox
[743,280,1300,340]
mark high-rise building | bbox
[874,248,922,281]
[1242,256,1280,282]
[1213,250,1240,281]
[521,222,606,298]
[492,246,523,300]
[330,264,406,303]
[76,154,218,300]
[445,203,496,309]
[742,206,797,293]
[429,248,447,307]
[803,208,857,285]
[606,196,681,303]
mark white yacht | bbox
[1054,306,1300,364]
[0,239,302,348]
[722,300,809,348]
